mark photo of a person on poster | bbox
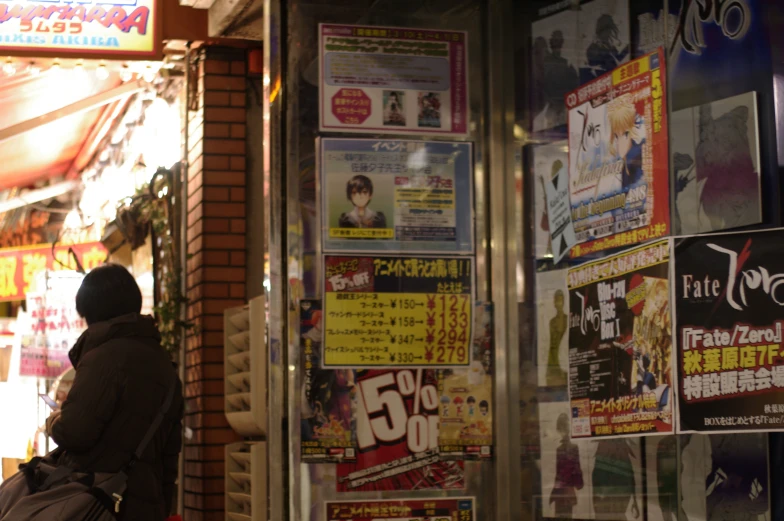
[383,91,406,127]
[338,175,387,229]
[608,94,646,192]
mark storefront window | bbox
[515,1,782,520]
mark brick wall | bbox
[184,46,248,521]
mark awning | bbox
[0,61,143,192]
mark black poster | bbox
[675,229,784,433]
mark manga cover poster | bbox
[539,399,644,520]
[531,144,569,260]
[645,434,770,521]
[336,367,465,491]
[568,240,673,439]
[437,302,494,459]
[674,229,784,433]
[670,92,762,235]
[300,300,357,463]
[566,49,669,259]
[536,269,570,388]
[529,0,630,135]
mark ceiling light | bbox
[119,65,133,82]
[96,63,109,80]
[3,59,15,76]
[27,62,40,76]
[142,66,155,83]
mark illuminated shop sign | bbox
[0,0,156,56]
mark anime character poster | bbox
[536,269,570,388]
[674,228,784,433]
[529,0,630,135]
[300,300,357,463]
[531,143,569,260]
[568,240,673,439]
[438,302,494,459]
[645,434,770,521]
[336,367,465,491]
[577,0,631,84]
[539,399,644,520]
[670,92,762,235]
[566,49,669,258]
[320,139,474,254]
[319,24,469,136]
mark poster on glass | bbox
[326,498,475,521]
[319,24,468,136]
[536,269,570,388]
[531,144,569,260]
[322,255,473,368]
[674,228,784,433]
[566,49,669,259]
[568,240,673,439]
[320,139,474,254]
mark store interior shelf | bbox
[225,441,267,521]
[224,295,267,437]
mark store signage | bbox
[0,242,107,302]
[0,0,157,56]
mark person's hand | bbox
[45,410,62,436]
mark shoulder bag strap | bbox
[128,377,178,469]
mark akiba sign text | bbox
[0,0,156,55]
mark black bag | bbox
[0,378,177,520]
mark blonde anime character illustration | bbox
[608,94,646,192]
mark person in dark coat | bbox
[45,264,184,521]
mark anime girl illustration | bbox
[418,92,442,128]
[338,175,387,229]
[550,413,584,517]
[608,94,646,192]
[593,439,640,519]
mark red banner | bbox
[0,242,107,301]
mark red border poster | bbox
[326,497,475,521]
[566,48,669,258]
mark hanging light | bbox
[64,208,82,230]
[3,59,16,76]
[73,60,85,75]
[119,65,133,82]
[96,62,109,80]
[50,60,61,71]
[27,61,41,76]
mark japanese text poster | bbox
[323,255,473,367]
[326,498,475,521]
[568,240,673,438]
[675,229,784,433]
[336,366,465,491]
[438,302,493,459]
[320,138,474,254]
[20,272,85,378]
[566,48,669,258]
[300,300,356,463]
[319,24,469,136]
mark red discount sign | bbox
[332,88,371,125]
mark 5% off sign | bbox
[355,369,440,453]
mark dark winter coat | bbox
[46,313,184,521]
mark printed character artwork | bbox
[338,174,388,230]
[670,92,762,235]
[536,269,569,388]
[532,144,569,259]
[299,300,357,462]
[383,90,406,127]
[644,436,680,521]
[630,0,677,58]
[539,401,589,519]
[530,6,579,133]
[578,0,631,84]
[680,434,770,521]
[437,302,493,458]
[539,400,644,520]
[417,92,442,128]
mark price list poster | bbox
[568,239,674,439]
[675,228,784,433]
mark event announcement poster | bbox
[326,498,475,521]
[322,255,473,368]
[675,229,784,433]
[568,240,673,439]
[566,48,669,258]
[319,24,469,136]
[320,139,474,254]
